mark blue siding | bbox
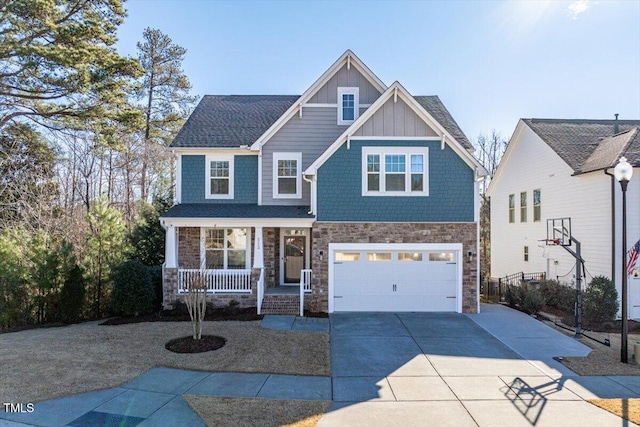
[317,140,474,222]
[181,155,258,203]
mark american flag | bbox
[628,239,640,276]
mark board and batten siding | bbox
[308,63,381,105]
[353,97,439,138]
[316,140,475,222]
[489,124,614,288]
[262,108,349,206]
[181,154,258,204]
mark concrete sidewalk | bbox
[0,368,331,427]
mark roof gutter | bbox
[604,168,616,285]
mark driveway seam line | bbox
[255,373,271,398]
[606,376,640,396]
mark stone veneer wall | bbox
[177,227,200,268]
[309,222,478,313]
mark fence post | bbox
[498,278,502,301]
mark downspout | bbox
[303,174,315,215]
[604,169,616,285]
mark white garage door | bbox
[331,245,460,312]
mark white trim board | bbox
[161,218,315,228]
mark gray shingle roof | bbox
[414,96,473,151]
[580,128,640,173]
[523,119,640,172]
[171,95,299,148]
[161,204,314,219]
[171,94,473,151]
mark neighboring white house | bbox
[487,118,640,317]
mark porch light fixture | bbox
[614,156,633,363]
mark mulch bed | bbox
[100,307,263,326]
[165,335,226,353]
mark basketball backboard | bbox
[546,217,572,246]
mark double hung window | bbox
[362,147,429,196]
[203,228,249,269]
[273,152,302,199]
[205,155,234,199]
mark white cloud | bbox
[568,1,591,20]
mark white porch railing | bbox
[299,269,312,317]
[178,269,252,294]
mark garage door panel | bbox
[332,246,461,313]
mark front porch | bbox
[161,217,314,314]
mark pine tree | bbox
[136,28,197,201]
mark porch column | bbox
[253,226,264,268]
[165,224,177,268]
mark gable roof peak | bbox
[250,50,387,149]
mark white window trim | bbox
[361,146,429,197]
[205,155,234,200]
[200,227,252,269]
[337,87,359,125]
[273,152,302,199]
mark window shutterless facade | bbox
[205,155,234,199]
[202,228,250,269]
[520,191,527,222]
[508,194,515,223]
[533,189,541,222]
[524,246,529,262]
[273,152,302,199]
[337,87,359,125]
[362,147,429,196]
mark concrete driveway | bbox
[319,306,640,427]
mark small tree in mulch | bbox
[185,265,207,340]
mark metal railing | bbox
[300,269,312,317]
[178,269,252,294]
[482,272,546,303]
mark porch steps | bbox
[261,295,300,315]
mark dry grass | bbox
[0,320,330,404]
[184,396,331,427]
[542,319,640,376]
[589,399,640,425]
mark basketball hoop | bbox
[538,238,560,246]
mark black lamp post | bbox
[614,156,633,363]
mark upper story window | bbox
[533,189,541,222]
[520,191,527,222]
[337,87,359,125]
[508,194,515,223]
[205,155,234,199]
[362,147,429,196]
[273,152,302,199]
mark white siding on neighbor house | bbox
[353,97,439,137]
[261,108,348,206]
[308,64,381,105]
[489,124,614,289]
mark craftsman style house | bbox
[160,51,486,314]
[487,118,640,317]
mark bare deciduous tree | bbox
[185,263,208,340]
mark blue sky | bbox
[116,0,640,143]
